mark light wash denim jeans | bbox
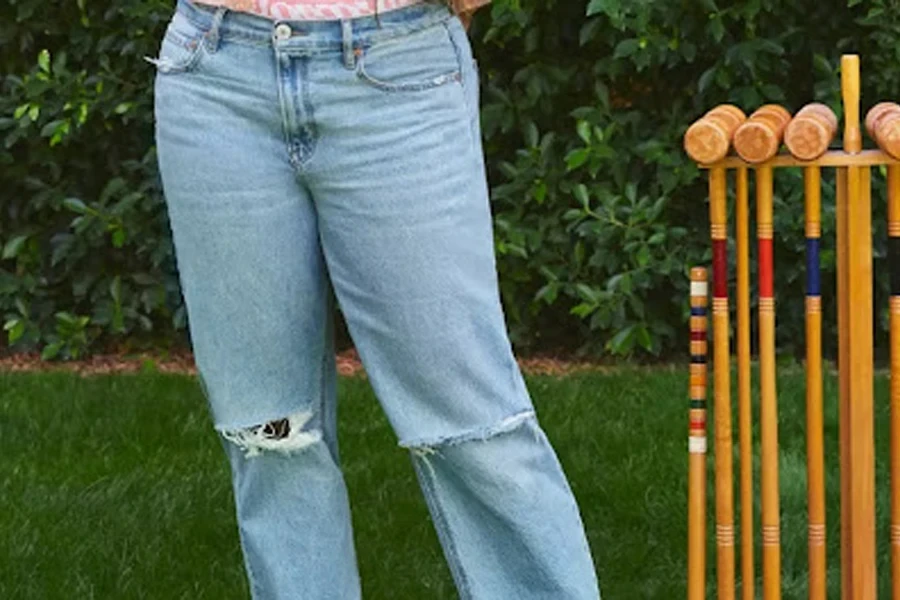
[149,1,601,597]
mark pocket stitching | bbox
[355,60,461,92]
[354,21,462,92]
[146,17,210,74]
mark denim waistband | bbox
[176,0,455,50]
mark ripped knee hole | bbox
[220,410,322,458]
[404,410,536,455]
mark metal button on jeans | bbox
[274,23,292,41]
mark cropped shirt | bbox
[194,0,490,22]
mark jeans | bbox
[149,1,601,597]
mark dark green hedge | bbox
[2,0,899,361]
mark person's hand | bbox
[459,9,475,31]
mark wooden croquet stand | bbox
[685,54,900,600]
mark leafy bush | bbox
[476,0,900,360]
[2,0,900,361]
[1,0,181,359]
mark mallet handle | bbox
[842,55,861,153]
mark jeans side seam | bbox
[412,454,474,600]
[507,343,523,408]
[237,525,264,598]
[320,280,338,463]
[440,19,479,157]
[225,447,264,600]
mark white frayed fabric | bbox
[220,410,322,458]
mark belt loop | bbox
[341,19,355,69]
[205,6,227,53]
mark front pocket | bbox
[354,20,463,92]
[144,11,209,74]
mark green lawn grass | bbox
[0,366,894,598]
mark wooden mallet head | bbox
[784,103,838,161]
[684,104,747,164]
[866,102,900,159]
[732,104,791,163]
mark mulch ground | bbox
[0,348,609,377]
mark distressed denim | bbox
[149,0,601,598]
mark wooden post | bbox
[838,53,877,599]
